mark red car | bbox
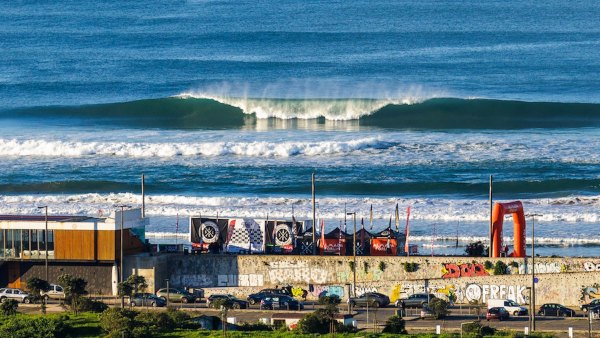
[487,307,510,321]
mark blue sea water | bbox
[1,1,600,256]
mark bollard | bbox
[568,327,573,338]
[436,325,441,334]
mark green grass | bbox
[3,312,557,338]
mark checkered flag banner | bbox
[226,218,265,253]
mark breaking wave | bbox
[4,96,600,129]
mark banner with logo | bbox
[319,238,346,255]
[265,220,295,253]
[226,218,266,253]
[190,217,229,252]
[370,238,398,256]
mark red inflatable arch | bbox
[491,201,526,258]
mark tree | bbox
[465,241,487,256]
[429,298,450,319]
[298,301,341,334]
[26,277,51,314]
[118,275,148,307]
[58,274,88,315]
[382,315,407,334]
[0,299,18,316]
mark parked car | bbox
[395,293,437,308]
[260,295,303,310]
[247,289,285,305]
[41,284,65,300]
[487,307,510,321]
[589,305,600,320]
[348,292,390,308]
[130,293,167,307]
[207,294,249,309]
[538,303,576,317]
[581,299,600,312]
[156,288,196,303]
[488,299,528,316]
[420,305,436,319]
[0,288,32,304]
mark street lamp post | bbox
[115,205,130,308]
[346,212,357,295]
[165,279,170,308]
[37,206,49,282]
[526,213,542,332]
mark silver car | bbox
[0,288,32,303]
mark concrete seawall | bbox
[125,254,600,306]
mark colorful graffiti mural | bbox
[583,262,600,272]
[441,263,489,278]
[581,283,600,302]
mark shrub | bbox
[378,261,386,272]
[0,299,18,316]
[382,315,407,334]
[348,261,355,272]
[135,311,175,332]
[403,262,419,272]
[461,320,496,338]
[363,261,369,273]
[166,307,198,329]
[494,261,509,275]
[0,315,70,338]
[484,260,494,270]
[510,261,519,268]
[429,298,450,319]
[297,305,342,334]
[238,322,273,331]
[99,308,137,337]
[78,298,108,313]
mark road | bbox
[21,300,600,337]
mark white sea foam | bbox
[2,193,599,242]
[0,137,391,158]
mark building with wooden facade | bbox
[0,208,147,294]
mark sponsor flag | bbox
[360,217,365,250]
[369,204,373,230]
[386,216,392,252]
[404,206,411,254]
[338,221,343,255]
[320,219,325,256]
[395,203,400,232]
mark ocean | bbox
[1,1,600,257]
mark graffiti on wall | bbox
[268,261,329,284]
[580,283,600,302]
[389,282,527,304]
[464,284,527,304]
[583,262,600,272]
[217,274,264,287]
[311,285,345,299]
[442,263,489,278]
[178,274,214,287]
[518,262,562,274]
[355,286,378,297]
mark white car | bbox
[41,284,66,300]
[0,288,32,303]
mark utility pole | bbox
[489,175,493,257]
[115,204,130,308]
[141,174,145,218]
[347,212,357,294]
[312,172,316,255]
[526,213,542,332]
[37,206,49,282]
